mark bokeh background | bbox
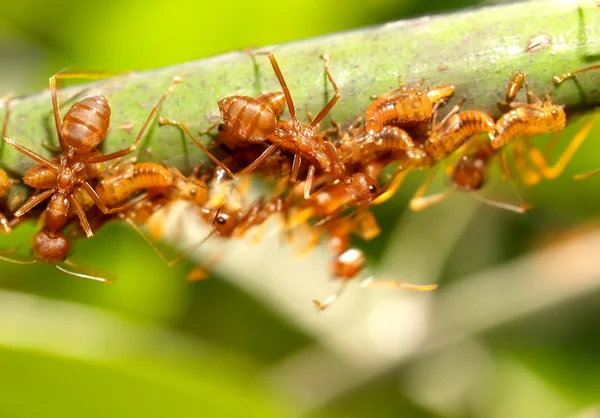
[2,0,600,417]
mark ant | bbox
[311,211,437,311]
[287,172,380,229]
[96,161,241,270]
[0,72,180,280]
[335,115,416,166]
[553,64,600,179]
[506,70,526,103]
[234,52,346,200]
[364,80,455,134]
[158,91,287,179]
[3,72,181,238]
[409,138,531,213]
[489,75,566,150]
[369,101,495,206]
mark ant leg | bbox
[85,77,182,164]
[166,229,216,267]
[523,115,595,180]
[158,117,235,178]
[120,215,176,266]
[511,142,541,186]
[236,144,278,177]
[371,166,410,206]
[0,253,36,265]
[107,155,138,174]
[13,189,55,218]
[471,193,530,214]
[410,166,454,211]
[543,131,562,159]
[304,164,316,199]
[3,137,60,170]
[310,53,340,128]
[553,64,600,84]
[353,211,381,241]
[360,277,438,291]
[494,152,532,213]
[58,259,111,284]
[68,195,94,238]
[432,97,465,129]
[257,52,297,120]
[313,281,347,311]
[289,153,302,183]
[525,83,543,106]
[41,141,63,153]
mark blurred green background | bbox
[2,1,600,417]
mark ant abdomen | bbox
[96,162,174,206]
[451,155,487,191]
[32,228,70,262]
[255,91,286,115]
[218,91,285,143]
[425,110,495,160]
[60,96,111,152]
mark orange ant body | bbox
[424,110,495,160]
[553,64,600,179]
[410,139,530,213]
[339,125,415,165]
[217,91,286,148]
[95,162,175,207]
[236,52,345,199]
[0,72,180,281]
[0,168,13,233]
[312,211,437,311]
[158,90,287,179]
[489,85,566,149]
[506,70,526,102]
[364,82,455,134]
[288,172,379,228]
[3,74,181,238]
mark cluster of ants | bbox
[0,52,597,311]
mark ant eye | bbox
[216,216,227,225]
[368,185,377,193]
[551,109,558,116]
[190,189,198,197]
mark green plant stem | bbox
[1,0,599,176]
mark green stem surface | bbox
[1,0,599,176]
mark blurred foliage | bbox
[2,1,600,417]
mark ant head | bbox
[347,173,379,203]
[331,248,365,280]
[212,208,240,237]
[452,156,485,191]
[31,228,70,262]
